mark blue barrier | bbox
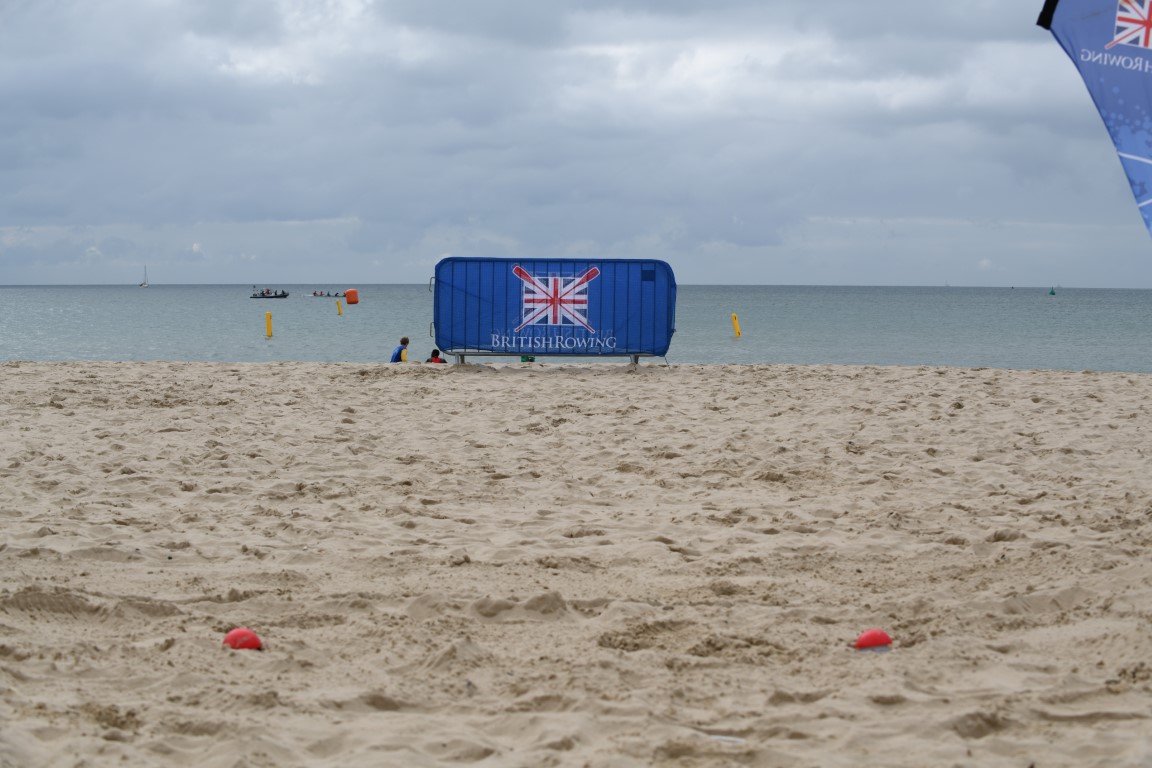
[433,257,677,362]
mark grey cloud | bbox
[182,0,286,43]
[375,0,571,46]
[2,0,1150,288]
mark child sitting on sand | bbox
[390,337,409,363]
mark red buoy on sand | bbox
[855,628,892,650]
[223,627,263,650]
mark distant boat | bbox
[139,266,149,288]
[1049,287,1056,296]
[250,287,289,299]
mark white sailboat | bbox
[139,266,149,288]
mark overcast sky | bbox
[2,0,1150,287]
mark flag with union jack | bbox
[512,265,600,332]
[1108,0,1152,49]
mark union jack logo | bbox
[512,265,600,332]
[1108,0,1152,49]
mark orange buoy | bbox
[345,288,359,305]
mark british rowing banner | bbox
[433,257,676,357]
[1039,0,1152,238]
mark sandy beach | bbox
[2,360,1151,767]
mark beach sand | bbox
[1,360,1151,767]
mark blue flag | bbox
[1039,0,1152,235]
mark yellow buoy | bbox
[731,313,741,338]
[337,300,343,316]
[265,312,273,338]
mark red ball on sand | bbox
[855,628,892,649]
[223,627,263,650]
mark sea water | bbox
[1,284,1151,372]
